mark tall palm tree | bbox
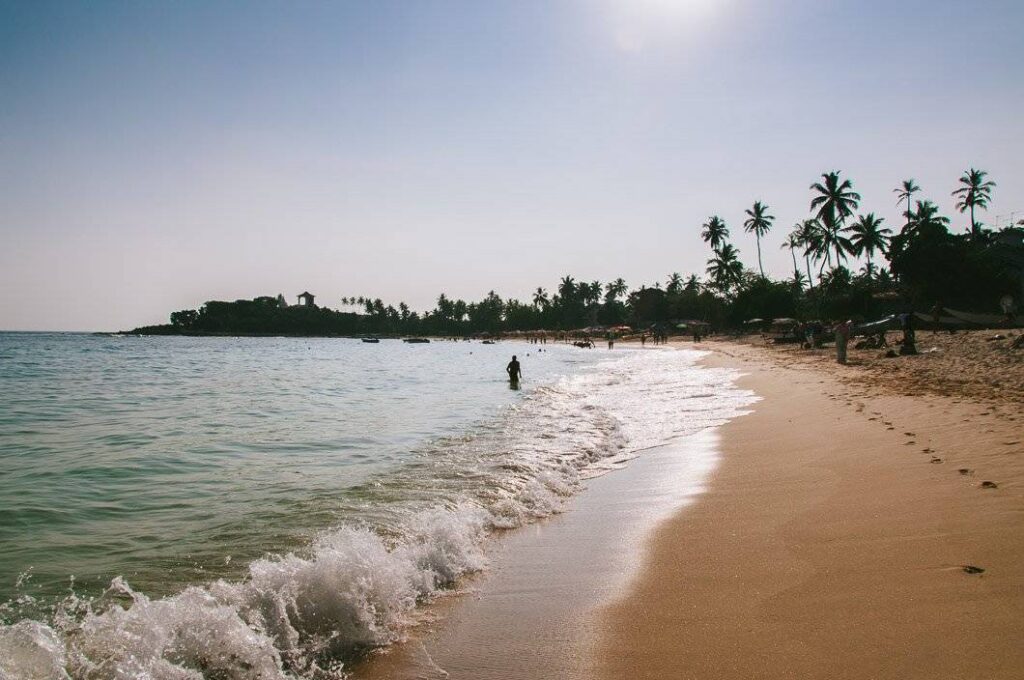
[700,216,729,250]
[780,229,802,281]
[706,243,743,296]
[797,219,822,286]
[810,171,860,265]
[848,213,891,278]
[893,179,919,231]
[532,287,549,309]
[743,201,775,278]
[952,168,996,240]
[683,274,701,294]
[818,221,855,271]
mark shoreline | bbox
[599,341,1024,679]
[353,430,729,680]
[350,347,752,680]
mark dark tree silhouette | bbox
[849,213,891,278]
[810,171,860,266]
[701,216,729,250]
[893,178,919,232]
[743,200,775,278]
[952,168,996,240]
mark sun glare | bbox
[606,0,728,52]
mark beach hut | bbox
[297,291,316,308]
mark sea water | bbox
[0,332,755,678]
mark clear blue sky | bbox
[2,0,1022,330]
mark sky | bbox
[1,0,1022,331]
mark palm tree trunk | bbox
[790,249,798,277]
[756,236,764,278]
[970,204,976,240]
[805,253,813,288]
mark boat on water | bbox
[481,340,495,345]
[403,338,430,344]
[361,338,380,343]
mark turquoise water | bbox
[0,332,756,678]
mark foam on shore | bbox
[0,349,755,679]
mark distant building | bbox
[297,291,316,308]
[277,294,288,308]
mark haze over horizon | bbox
[2,0,1022,331]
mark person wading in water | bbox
[506,355,522,388]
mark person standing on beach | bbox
[835,320,852,364]
[506,355,522,385]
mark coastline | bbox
[599,341,1024,679]
[353,432,726,680]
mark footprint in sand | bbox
[905,441,916,445]
[904,432,916,437]
[980,481,999,489]
[922,447,933,453]
[962,565,985,575]
[958,468,973,475]
[930,457,943,464]
[886,426,895,431]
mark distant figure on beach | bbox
[506,355,522,385]
[834,320,852,364]
[899,312,917,355]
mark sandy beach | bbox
[600,336,1023,679]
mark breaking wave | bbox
[0,348,755,679]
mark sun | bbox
[636,0,721,19]
[605,0,728,52]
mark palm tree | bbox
[700,216,729,250]
[605,278,627,302]
[952,168,996,240]
[907,200,951,234]
[558,275,576,301]
[743,201,775,278]
[818,221,855,271]
[666,272,684,294]
[797,219,822,286]
[706,243,743,296]
[532,287,548,309]
[893,179,919,231]
[810,171,860,265]
[683,274,701,294]
[780,229,802,282]
[848,213,891,278]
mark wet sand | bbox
[600,341,1024,679]
[354,431,726,680]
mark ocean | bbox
[0,332,755,678]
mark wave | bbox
[0,349,755,679]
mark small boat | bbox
[481,340,495,345]
[403,337,430,344]
[361,338,380,343]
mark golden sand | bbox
[599,339,1023,679]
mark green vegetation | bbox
[129,168,1022,337]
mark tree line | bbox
[131,168,1021,336]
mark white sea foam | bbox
[0,348,755,679]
